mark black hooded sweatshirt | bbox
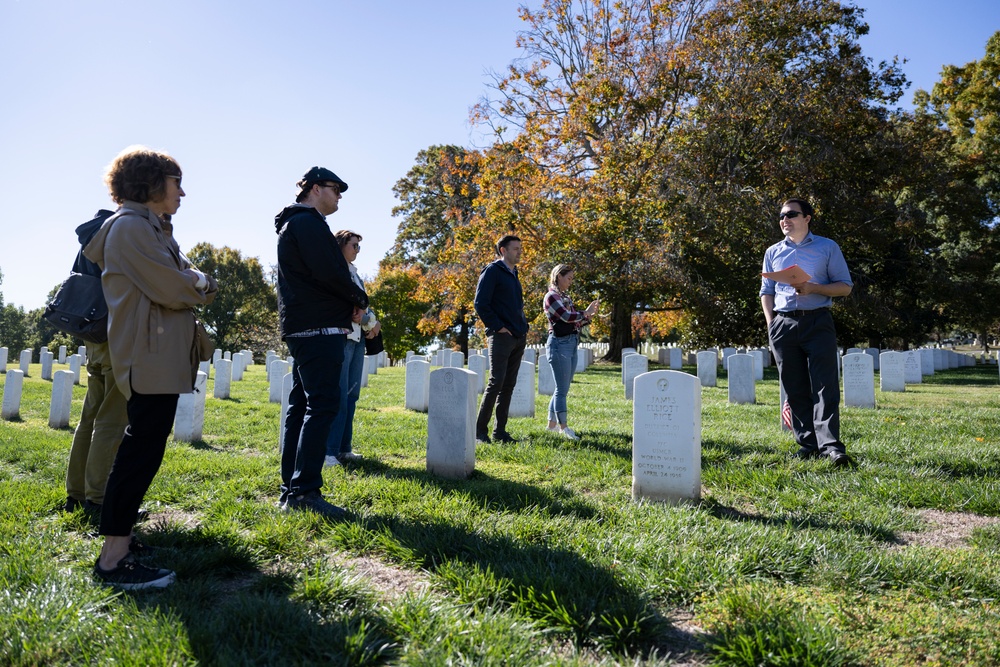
[274,204,368,338]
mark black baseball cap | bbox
[298,166,348,192]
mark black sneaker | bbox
[129,535,155,556]
[282,491,347,520]
[94,553,175,590]
[475,431,491,443]
[493,431,518,444]
[63,497,84,512]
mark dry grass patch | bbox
[890,509,1000,549]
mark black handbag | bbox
[43,272,108,343]
[364,330,384,356]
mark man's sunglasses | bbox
[779,210,803,220]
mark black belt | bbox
[777,307,829,317]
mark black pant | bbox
[99,392,179,536]
[769,309,844,453]
[477,332,526,436]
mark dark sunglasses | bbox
[779,210,803,220]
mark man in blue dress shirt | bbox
[760,198,854,466]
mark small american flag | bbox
[781,400,793,430]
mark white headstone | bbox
[903,350,922,384]
[19,349,31,376]
[426,367,478,479]
[467,354,487,394]
[750,350,764,381]
[224,351,231,361]
[632,370,701,504]
[696,351,717,387]
[0,347,6,373]
[199,360,211,379]
[668,347,683,370]
[449,350,465,368]
[214,358,232,399]
[918,349,935,376]
[721,347,736,370]
[231,352,245,381]
[538,353,555,396]
[265,352,277,372]
[508,361,536,417]
[269,359,290,403]
[576,351,587,372]
[843,353,875,408]
[405,359,431,412]
[405,351,415,363]
[58,345,66,364]
[174,371,208,442]
[879,351,906,392]
[212,349,223,366]
[68,354,82,384]
[48,370,75,428]
[78,345,87,364]
[727,354,755,404]
[242,349,254,365]
[933,348,945,371]
[364,355,378,376]
[523,348,536,365]
[623,353,648,400]
[2,369,24,420]
[621,348,637,361]
[864,347,880,371]
[41,350,54,381]
[279,372,292,450]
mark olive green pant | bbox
[64,343,129,505]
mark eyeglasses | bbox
[167,175,182,186]
[350,243,361,250]
[319,183,341,194]
[779,210,803,220]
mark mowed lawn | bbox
[1,355,999,666]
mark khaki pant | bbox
[65,342,129,504]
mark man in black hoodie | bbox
[275,167,368,518]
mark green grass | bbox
[2,357,999,665]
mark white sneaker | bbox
[560,428,579,441]
[324,455,341,467]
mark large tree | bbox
[474,0,707,359]
[185,244,279,358]
[386,145,484,355]
[905,31,1000,349]
[666,0,926,348]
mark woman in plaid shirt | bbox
[543,264,599,440]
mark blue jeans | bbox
[326,337,365,456]
[545,333,578,425]
[281,334,345,503]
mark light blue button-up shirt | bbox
[760,232,852,311]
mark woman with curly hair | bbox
[85,146,218,589]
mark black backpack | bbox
[42,210,115,344]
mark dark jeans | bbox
[769,309,844,453]
[282,334,345,503]
[326,336,365,456]
[476,332,526,436]
[99,391,179,536]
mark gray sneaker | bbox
[281,491,347,520]
[94,553,175,590]
[338,452,362,462]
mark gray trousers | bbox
[769,309,845,453]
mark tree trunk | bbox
[604,299,634,361]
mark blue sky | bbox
[1,1,997,310]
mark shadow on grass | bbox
[351,457,598,519]
[922,367,999,386]
[352,511,682,656]
[129,522,399,665]
[703,498,899,543]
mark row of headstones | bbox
[401,346,597,413]
[0,345,89,379]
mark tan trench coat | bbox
[84,202,217,399]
